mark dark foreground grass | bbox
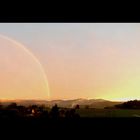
[1,107,140,139]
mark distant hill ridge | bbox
[0,98,123,108]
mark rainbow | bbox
[0,34,50,99]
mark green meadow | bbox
[76,108,140,118]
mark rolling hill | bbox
[0,99,123,108]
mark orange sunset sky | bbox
[0,23,140,101]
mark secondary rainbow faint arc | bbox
[0,34,50,99]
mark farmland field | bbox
[76,108,140,117]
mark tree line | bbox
[115,100,140,109]
[0,103,80,119]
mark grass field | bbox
[76,108,140,117]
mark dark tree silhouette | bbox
[50,104,59,119]
[65,108,80,119]
[115,100,140,109]
[40,110,49,119]
[0,103,3,110]
[75,104,80,109]
[7,102,17,110]
[59,109,65,118]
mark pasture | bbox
[76,108,140,117]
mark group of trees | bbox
[0,103,80,119]
[115,100,140,109]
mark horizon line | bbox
[0,97,138,102]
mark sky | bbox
[0,23,140,101]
